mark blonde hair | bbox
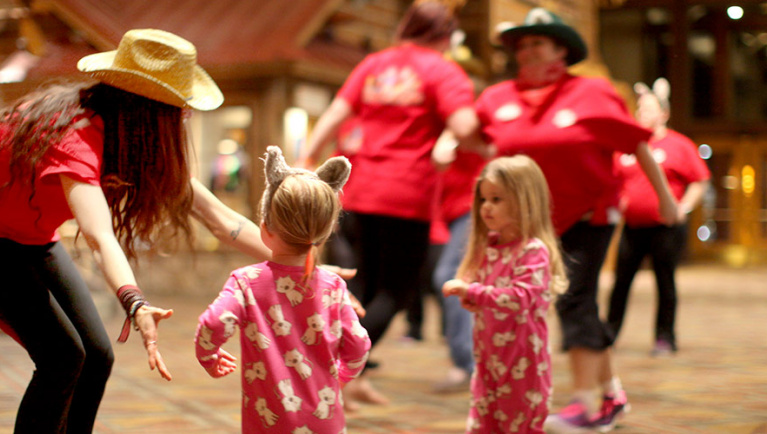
[456,155,568,293]
[261,173,342,281]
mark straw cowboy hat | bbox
[77,29,223,111]
[496,8,588,66]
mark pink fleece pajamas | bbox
[196,261,370,434]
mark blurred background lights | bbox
[697,224,712,241]
[698,144,712,159]
[727,6,744,20]
[722,175,739,190]
[742,165,755,197]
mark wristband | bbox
[116,284,149,343]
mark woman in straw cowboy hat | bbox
[0,28,345,433]
[470,7,678,433]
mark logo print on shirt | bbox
[652,148,667,164]
[552,109,577,128]
[495,103,522,122]
[619,153,636,167]
[362,66,424,106]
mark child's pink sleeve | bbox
[335,278,372,384]
[466,241,551,311]
[195,274,246,369]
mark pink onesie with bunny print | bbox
[464,237,552,434]
[196,261,371,434]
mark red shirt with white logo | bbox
[0,114,104,244]
[476,74,652,235]
[337,43,475,222]
[617,129,710,227]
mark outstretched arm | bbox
[190,178,271,260]
[433,107,495,168]
[61,175,173,381]
[445,106,495,158]
[296,97,353,168]
[190,178,361,302]
[635,142,678,224]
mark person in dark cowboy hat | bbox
[471,8,678,433]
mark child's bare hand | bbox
[460,298,481,313]
[442,279,469,298]
[205,349,238,378]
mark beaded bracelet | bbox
[116,284,149,343]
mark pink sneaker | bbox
[593,391,630,432]
[544,400,597,433]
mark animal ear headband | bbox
[261,146,351,221]
[634,77,670,111]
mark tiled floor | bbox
[1,264,767,433]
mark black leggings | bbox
[607,224,687,347]
[346,213,430,348]
[0,238,114,433]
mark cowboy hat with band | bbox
[496,7,588,66]
[77,29,223,111]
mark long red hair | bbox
[1,81,194,259]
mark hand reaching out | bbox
[133,305,174,381]
[204,349,238,378]
[442,278,469,298]
[442,279,480,312]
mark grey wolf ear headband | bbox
[634,77,670,111]
[260,146,351,220]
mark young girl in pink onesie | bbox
[443,155,567,433]
[195,146,370,434]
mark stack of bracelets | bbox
[116,284,149,343]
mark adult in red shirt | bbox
[0,29,343,433]
[607,79,711,356]
[475,8,678,433]
[299,1,485,406]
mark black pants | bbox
[346,213,430,348]
[0,238,114,433]
[607,224,687,348]
[555,222,616,351]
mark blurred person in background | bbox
[607,78,710,357]
[297,0,488,407]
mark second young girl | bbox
[195,146,371,433]
[442,155,567,433]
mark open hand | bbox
[205,349,238,378]
[133,305,174,381]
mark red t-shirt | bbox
[0,114,105,244]
[617,129,710,227]
[337,43,475,222]
[476,74,652,235]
